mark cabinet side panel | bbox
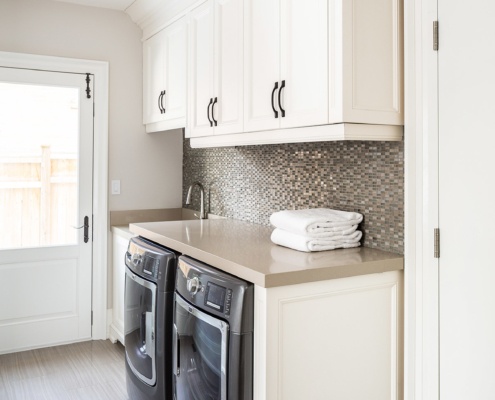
[343,0,403,125]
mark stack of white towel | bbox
[270,208,363,252]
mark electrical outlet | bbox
[111,180,121,195]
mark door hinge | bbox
[433,21,439,51]
[85,73,92,99]
[91,310,93,325]
[434,228,440,258]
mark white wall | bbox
[0,0,183,211]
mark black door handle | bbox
[161,90,166,114]
[271,82,279,118]
[207,98,213,127]
[278,80,285,117]
[158,91,163,113]
[212,97,218,126]
[83,216,89,243]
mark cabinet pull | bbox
[207,98,213,127]
[212,97,218,126]
[271,82,279,118]
[278,80,285,117]
[158,91,164,113]
[161,90,166,114]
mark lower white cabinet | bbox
[109,227,134,345]
[254,270,403,400]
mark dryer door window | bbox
[173,294,229,400]
[124,268,157,386]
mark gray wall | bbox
[183,139,404,254]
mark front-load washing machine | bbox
[124,236,177,400]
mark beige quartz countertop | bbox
[130,219,404,288]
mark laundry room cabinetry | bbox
[143,15,187,133]
[187,0,244,138]
[243,0,328,133]
[254,270,403,400]
[189,0,404,147]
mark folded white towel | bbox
[271,228,362,252]
[270,208,363,236]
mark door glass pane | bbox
[0,82,79,249]
[175,299,225,400]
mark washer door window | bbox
[124,268,156,386]
[174,294,229,400]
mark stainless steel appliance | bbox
[125,237,177,400]
[173,255,254,400]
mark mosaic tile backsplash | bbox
[183,139,404,254]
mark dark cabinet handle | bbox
[158,91,163,113]
[207,98,213,127]
[278,80,285,117]
[161,90,166,114]
[271,82,279,118]
[83,215,89,243]
[212,97,218,126]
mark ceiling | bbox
[48,0,135,11]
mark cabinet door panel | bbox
[213,0,244,135]
[143,30,166,125]
[188,1,215,138]
[280,0,328,129]
[243,0,280,133]
[163,16,187,122]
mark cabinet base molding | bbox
[189,123,403,148]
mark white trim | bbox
[404,0,439,399]
[0,51,109,342]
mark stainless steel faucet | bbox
[185,181,207,220]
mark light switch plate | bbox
[111,180,121,195]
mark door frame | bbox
[404,0,440,399]
[0,51,109,341]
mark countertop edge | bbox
[130,222,403,288]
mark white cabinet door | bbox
[188,1,215,138]
[254,271,403,400]
[213,0,244,135]
[163,17,187,123]
[243,0,280,133]
[279,0,328,129]
[188,0,243,138]
[143,16,187,133]
[143,29,166,125]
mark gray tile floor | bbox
[0,340,128,400]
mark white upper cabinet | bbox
[135,0,403,144]
[143,15,187,133]
[244,0,329,133]
[187,0,244,138]
[331,0,403,126]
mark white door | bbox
[188,0,215,138]
[243,0,281,132]
[143,29,166,125]
[0,67,93,353]
[439,1,495,397]
[279,0,328,129]
[213,0,244,136]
